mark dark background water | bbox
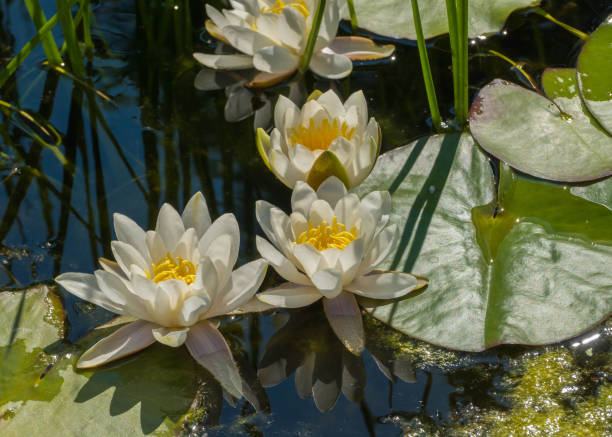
[1,0,611,435]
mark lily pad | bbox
[577,18,612,135]
[0,288,266,435]
[469,73,612,182]
[354,134,612,351]
[344,0,538,40]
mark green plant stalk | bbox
[410,0,442,129]
[60,3,85,53]
[136,0,154,44]
[56,0,85,77]
[24,0,62,65]
[298,0,326,73]
[457,0,468,125]
[488,50,537,90]
[532,7,588,40]
[79,0,94,51]
[0,0,79,90]
[445,0,460,123]
[346,0,359,34]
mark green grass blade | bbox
[24,0,62,65]
[56,0,86,77]
[410,0,442,130]
[299,0,326,73]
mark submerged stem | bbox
[532,7,588,40]
[456,0,468,126]
[410,0,442,130]
[299,0,326,73]
[488,50,538,90]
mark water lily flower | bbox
[256,89,380,189]
[255,177,427,354]
[194,0,395,83]
[55,192,268,398]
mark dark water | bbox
[1,0,611,435]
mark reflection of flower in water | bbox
[194,68,306,129]
[56,192,267,398]
[257,89,380,189]
[258,307,416,412]
[194,0,395,83]
[255,177,427,354]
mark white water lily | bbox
[257,89,380,189]
[255,177,427,354]
[194,0,395,82]
[55,192,268,398]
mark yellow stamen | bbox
[295,217,357,251]
[146,253,197,285]
[261,0,309,18]
[289,118,355,152]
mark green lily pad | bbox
[469,72,612,182]
[344,0,538,40]
[577,18,612,135]
[0,287,265,435]
[354,134,612,351]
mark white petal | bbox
[256,236,311,285]
[156,279,189,317]
[205,4,229,29]
[145,231,167,264]
[274,95,300,131]
[344,90,368,127]
[223,25,276,56]
[338,239,365,285]
[293,243,323,277]
[232,0,259,16]
[152,326,190,347]
[309,51,352,80]
[323,292,364,355]
[127,272,158,307]
[77,320,156,368]
[207,258,268,317]
[257,283,322,308]
[290,211,308,240]
[155,203,186,253]
[182,191,212,239]
[316,90,345,119]
[327,36,395,61]
[199,214,240,287]
[360,190,391,224]
[193,53,254,70]
[358,224,399,275]
[279,7,306,50]
[179,294,212,326]
[111,241,149,276]
[346,271,419,299]
[290,144,317,174]
[315,176,347,207]
[55,272,123,314]
[113,214,148,261]
[255,13,281,44]
[194,69,233,91]
[98,258,127,279]
[94,270,156,319]
[269,149,302,188]
[186,321,243,399]
[173,228,198,261]
[308,199,335,226]
[311,268,343,298]
[253,45,300,74]
[317,0,340,45]
[195,256,219,301]
[227,296,276,314]
[328,136,355,169]
[291,181,317,217]
[334,194,360,229]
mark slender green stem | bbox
[445,0,459,122]
[79,0,94,51]
[410,0,442,130]
[532,7,588,40]
[24,0,62,65]
[346,0,359,34]
[56,0,86,77]
[457,0,468,126]
[488,50,537,90]
[299,0,326,73]
[0,0,79,89]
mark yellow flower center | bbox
[296,217,357,251]
[261,0,309,18]
[146,253,197,285]
[289,118,355,152]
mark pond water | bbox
[1,0,611,435]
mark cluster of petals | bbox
[255,177,425,354]
[257,89,380,189]
[56,192,268,398]
[194,0,395,81]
